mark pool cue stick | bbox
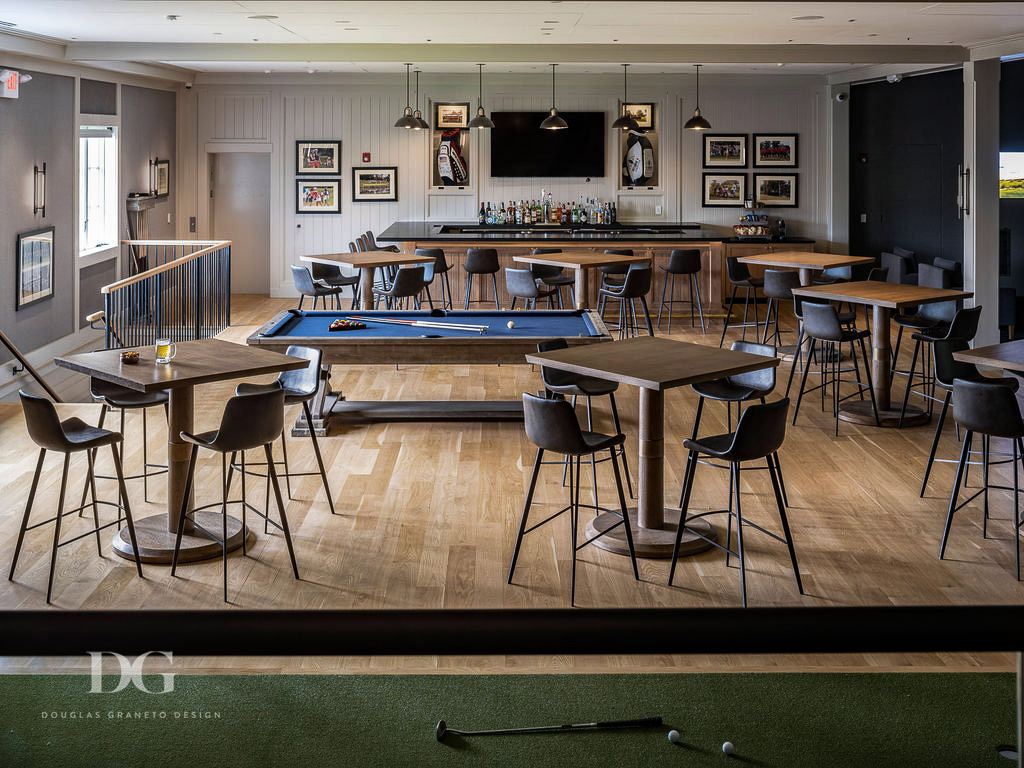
[348,316,488,333]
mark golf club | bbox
[435,716,662,742]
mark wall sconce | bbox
[33,163,46,217]
[149,157,157,196]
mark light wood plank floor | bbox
[0,294,1018,674]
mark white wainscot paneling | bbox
[211,92,271,141]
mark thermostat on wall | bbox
[1,69,19,99]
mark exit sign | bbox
[1,69,19,99]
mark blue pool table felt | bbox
[262,310,603,339]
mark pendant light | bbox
[394,63,418,129]
[539,64,568,130]
[468,63,495,129]
[611,64,640,131]
[683,64,712,131]
[412,69,429,130]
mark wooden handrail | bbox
[0,328,63,403]
[102,240,232,293]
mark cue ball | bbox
[507,321,515,329]
[667,730,681,744]
[722,741,735,756]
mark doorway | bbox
[211,152,270,294]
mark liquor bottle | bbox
[485,203,493,225]
[478,202,485,225]
[579,197,587,224]
[560,203,569,225]
[610,202,617,224]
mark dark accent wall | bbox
[850,69,964,265]
[1000,59,1024,294]
[0,68,75,365]
[80,78,116,116]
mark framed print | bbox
[154,159,170,197]
[296,140,341,175]
[702,173,746,207]
[352,166,398,202]
[703,134,747,167]
[296,179,340,214]
[622,103,654,129]
[434,102,470,130]
[754,173,798,207]
[753,134,798,167]
[16,226,54,310]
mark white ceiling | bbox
[1,1,1023,75]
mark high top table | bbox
[55,339,308,563]
[952,339,1024,374]
[737,251,875,287]
[512,251,650,310]
[526,336,779,557]
[301,251,436,310]
[791,281,972,427]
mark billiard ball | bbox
[507,321,515,329]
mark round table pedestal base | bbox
[839,400,929,428]
[586,508,716,559]
[111,512,248,564]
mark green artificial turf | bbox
[0,673,1016,767]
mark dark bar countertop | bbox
[377,221,814,245]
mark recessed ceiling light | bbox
[344,27,358,31]
[792,15,824,21]
[306,68,315,74]
[335,20,350,23]
[0,20,17,27]
[868,33,878,37]
[166,15,179,21]
[264,69,272,74]
[213,32,222,35]
[848,19,856,23]
[248,15,278,20]
[542,32,551,36]
[541,27,553,31]
[777,63,785,67]
[252,38,259,42]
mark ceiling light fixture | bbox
[394,63,418,129]
[468,64,495,129]
[611,64,640,131]
[248,15,278,20]
[683,64,712,131]
[792,15,824,21]
[540,64,568,130]
[412,69,429,129]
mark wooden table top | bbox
[512,252,650,270]
[525,335,779,391]
[301,251,435,270]
[55,339,309,393]
[792,281,972,310]
[953,340,1024,373]
[738,251,875,271]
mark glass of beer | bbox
[155,337,176,364]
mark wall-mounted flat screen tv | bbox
[1000,152,1024,198]
[490,111,606,178]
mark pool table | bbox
[246,308,610,432]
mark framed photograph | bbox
[16,226,54,310]
[154,159,170,197]
[352,166,398,202]
[434,102,470,130]
[754,173,798,207]
[622,103,654,129]
[295,179,340,214]
[296,140,341,175]
[753,134,798,167]
[702,173,746,207]
[703,134,747,167]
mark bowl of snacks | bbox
[120,350,140,365]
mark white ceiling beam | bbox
[64,42,968,66]
[83,60,194,82]
[0,29,66,60]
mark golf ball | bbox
[667,729,681,744]
[507,321,515,329]
[722,741,735,756]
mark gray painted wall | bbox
[120,84,176,244]
[78,260,117,329]
[0,68,74,364]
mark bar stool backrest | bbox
[278,345,320,399]
[942,305,982,342]
[19,390,79,452]
[355,235,369,252]
[933,338,981,389]
[415,248,449,275]
[667,249,702,274]
[505,268,541,299]
[727,341,777,392]
[601,249,634,275]
[311,261,342,281]
[465,248,499,273]
[801,301,844,342]
[725,256,752,284]
[290,264,318,295]
[953,378,1024,438]
[725,397,790,462]
[536,339,576,390]
[617,264,652,298]
[529,249,564,279]
[365,231,379,250]
[387,266,426,297]
[215,388,286,452]
[763,269,800,300]
[523,392,590,456]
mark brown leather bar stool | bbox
[171,387,298,603]
[415,248,454,309]
[530,248,575,308]
[234,345,335,517]
[597,264,654,338]
[670,398,802,607]
[463,248,500,309]
[657,249,705,334]
[718,257,764,348]
[375,266,431,310]
[11,390,143,604]
[508,392,639,606]
[505,267,558,309]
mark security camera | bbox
[184,81,193,90]
[835,92,848,103]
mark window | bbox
[79,125,117,255]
